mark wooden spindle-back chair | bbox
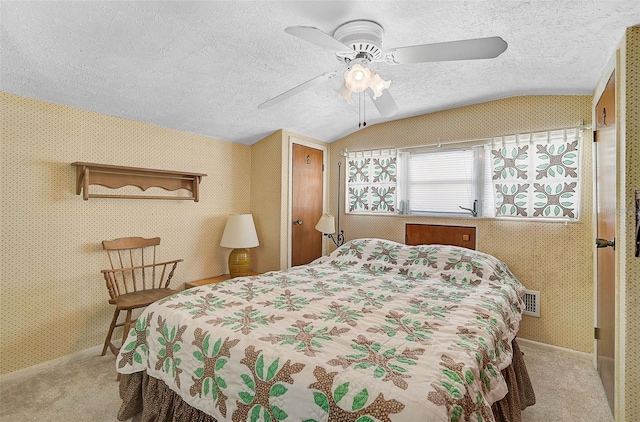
[100,237,183,356]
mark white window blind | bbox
[401,148,476,214]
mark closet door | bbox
[291,143,324,266]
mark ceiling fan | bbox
[258,20,508,118]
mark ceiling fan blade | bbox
[384,36,508,65]
[367,89,399,117]
[284,26,355,55]
[258,71,337,109]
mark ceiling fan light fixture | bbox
[342,64,391,102]
[343,64,371,93]
[337,83,352,103]
[369,71,391,99]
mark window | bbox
[345,127,581,221]
[398,148,485,216]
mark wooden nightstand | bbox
[185,272,259,289]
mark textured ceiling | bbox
[1,1,638,145]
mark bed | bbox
[115,238,534,421]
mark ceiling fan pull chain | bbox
[357,92,367,129]
[358,93,362,128]
[363,92,366,127]
[358,93,361,128]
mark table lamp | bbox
[220,214,259,278]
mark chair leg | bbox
[121,309,134,353]
[102,308,120,356]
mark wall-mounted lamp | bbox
[315,213,344,247]
[315,161,345,247]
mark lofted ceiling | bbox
[1,1,638,145]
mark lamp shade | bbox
[368,71,391,99]
[315,213,336,234]
[337,83,352,103]
[220,214,259,248]
[343,64,371,93]
[339,64,391,104]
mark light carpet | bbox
[0,342,614,421]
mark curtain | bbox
[346,149,397,214]
[490,128,581,219]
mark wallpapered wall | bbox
[0,92,252,375]
[327,96,594,353]
[251,130,286,272]
[619,26,639,420]
[251,129,328,273]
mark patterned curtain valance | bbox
[346,149,397,214]
[490,127,581,219]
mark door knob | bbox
[595,237,615,250]
[293,219,303,225]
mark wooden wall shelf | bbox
[71,162,207,201]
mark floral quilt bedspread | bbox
[117,238,525,422]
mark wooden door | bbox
[291,143,324,266]
[594,71,616,413]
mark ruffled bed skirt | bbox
[491,340,536,422]
[118,340,535,422]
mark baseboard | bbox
[0,344,111,384]
[517,337,593,361]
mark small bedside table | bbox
[185,272,259,289]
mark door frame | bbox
[287,136,328,268]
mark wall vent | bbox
[523,290,541,317]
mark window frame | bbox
[344,126,581,222]
[397,145,488,218]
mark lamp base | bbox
[228,248,252,278]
